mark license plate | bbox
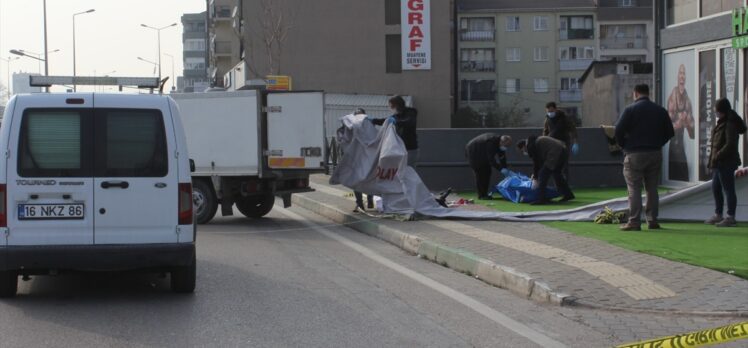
[18,204,85,220]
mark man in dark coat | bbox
[465,133,513,199]
[370,96,419,167]
[517,135,574,205]
[544,102,579,179]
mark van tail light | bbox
[0,184,6,227]
[178,183,193,225]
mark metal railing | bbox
[214,41,232,55]
[600,36,647,49]
[460,60,496,72]
[460,30,495,41]
[559,28,594,40]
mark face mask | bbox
[500,146,508,152]
[547,112,556,118]
[522,150,528,156]
[390,108,398,114]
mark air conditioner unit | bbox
[617,64,630,75]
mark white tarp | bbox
[330,114,748,222]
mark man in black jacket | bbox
[465,133,513,199]
[517,135,574,205]
[615,84,675,231]
[370,96,419,167]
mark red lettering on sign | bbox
[375,167,399,181]
[408,12,423,25]
[410,39,423,51]
[409,26,424,38]
[408,0,424,11]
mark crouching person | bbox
[517,136,574,205]
[465,133,513,199]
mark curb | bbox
[292,193,575,306]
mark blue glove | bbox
[365,116,374,122]
[500,168,510,177]
[386,116,396,125]
[571,143,580,156]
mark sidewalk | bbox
[295,175,748,316]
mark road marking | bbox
[278,206,568,348]
[311,183,676,301]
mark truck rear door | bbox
[6,95,94,246]
[266,92,325,171]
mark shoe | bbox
[353,203,365,213]
[716,216,737,227]
[619,223,641,231]
[530,200,551,206]
[558,194,575,203]
[648,222,661,230]
[704,214,723,225]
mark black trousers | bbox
[354,191,374,208]
[537,158,572,202]
[472,165,492,198]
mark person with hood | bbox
[516,135,574,205]
[465,133,514,199]
[705,98,747,227]
[351,108,375,212]
[369,96,419,167]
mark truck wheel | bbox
[0,271,18,298]
[193,180,218,224]
[236,194,275,218]
[171,254,196,294]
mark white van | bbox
[0,93,196,297]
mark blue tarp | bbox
[493,173,560,203]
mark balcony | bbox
[560,59,593,71]
[559,89,582,102]
[214,6,232,20]
[559,28,594,40]
[600,36,647,50]
[460,60,496,73]
[214,41,232,57]
[460,30,495,42]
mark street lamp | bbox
[141,22,177,80]
[137,57,158,76]
[163,53,175,91]
[13,49,60,74]
[73,8,95,91]
[0,56,20,99]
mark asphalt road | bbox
[0,202,738,347]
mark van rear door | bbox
[266,92,326,170]
[6,94,95,246]
[92,95,178,244]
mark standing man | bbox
[352,108,375,212]
[517,135,574,205]
[543,102,579,182]
[370,96,419,167]
[615,84,675,231]
[465,133,513,199]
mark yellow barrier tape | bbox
[617,321,748,348]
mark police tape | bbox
[616,321,748,348]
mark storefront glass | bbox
[664,50,697,182]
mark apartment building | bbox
[457,0,654,126]
[206,0,242,87]
[181,12,210,93]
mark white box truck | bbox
[171,89,326,224]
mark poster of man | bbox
[665,53,696,182]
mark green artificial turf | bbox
[459,187,669,213]
[545,221,748,279]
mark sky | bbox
[0,0,206,93]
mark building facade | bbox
[206,0,242,88]
[181,11,210,92]
[207,0,455,129]
[457,0,654,126]
[579,61,652,126]
[655,0,747,184]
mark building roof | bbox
[458,0,596,12]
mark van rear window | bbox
[95,109,168,177]
[18,110,92,177]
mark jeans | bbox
[623,151,662,225]
[712,164,738,217]
[537,156,572,202]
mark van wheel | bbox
[236,194,275,218]
[193,180,218,224]
[0,271,18,298]
[171,255,196,294]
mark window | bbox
[534,78,549,93]
[584,46,595,59]
[460,49,495,72]
[618,0,635,7]
[97,109,168,177]
[534,47,549,61]
[185,57,205,71]
[700,0,742,18]
[461,80,496,101]
[184,22,206,33]
[19,110,91,177]
[460,17,496,41]
[560,78,580,90]
[185,39,205,52]
[506,48,521,62]
[506,16,520,32]
[533,16,549,31]
[385,0,401,25]
[506,79,520,93]
[666,0,697,25]
[559,15,594,40]
[559,47,594,60]
[386,34,402,73]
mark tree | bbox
[243,0,294,78]
[451,98,528,129]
